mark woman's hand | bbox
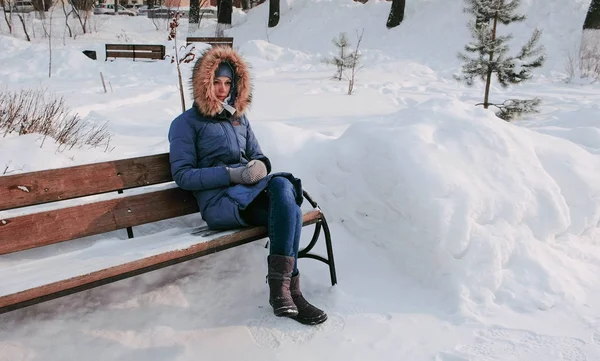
[228,160,268,184]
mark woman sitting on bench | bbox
[167,46,327,325]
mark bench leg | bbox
[117,189,135,239]
[298,191,338,286]
[320,212,337,286]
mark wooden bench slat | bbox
[187,40,232,43]
[0,210,322,313]
[186,37,233,47]
[105,44,165,51]
[0,153,172,211]
[186,37,233,42]
[0,187,199,255]
[106,51,164,59]
[104,44,165,61]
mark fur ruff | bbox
[191,46,252,119]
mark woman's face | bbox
[214,76,232,102]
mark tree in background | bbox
[578,0,600,80]
[70,0,94,11]
[345,29,364,95]
[1,0,13,34]
[167,12,196,112]
[190,0,210,25]
[32,0,52,12]
[69,0,94,34]
[324,30,364,95]
[386,0,405,29]
[190,0,200,23]
[583,0,600,29]
[455,0,546,121]
[324,32,352,81]
[61,0,73,38]
[216,0,232,36]
[268,0,279,27]
[14,6,32,41]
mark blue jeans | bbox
[240,176,302,274]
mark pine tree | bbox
[324,32,352,81]
[455,0,546,120]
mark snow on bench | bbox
[0,153,336,314]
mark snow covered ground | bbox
[1,0,600,360]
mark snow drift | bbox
[232,0,590,74]
[309,99,600,312]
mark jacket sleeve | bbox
[245,118,272,174]
[168,116,231,191]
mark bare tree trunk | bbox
[386,0,405,29]
[39,0,49,38]
[347,29,364,95]
[174,37,186,112]
[16,13,31,41]
[216,0,232,36]
[217,0,232,25]
[2,7,12,33]
[33,0,51,11]
[177,65,186,112]
[483,13,499,109]
[61,0,73,38]
[70,0,88,34]
[190,0,199,23]
[268,0,279,27]
[48,3,53,78]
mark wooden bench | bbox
[186,36,234,47]
[105,44,166,61]
[0,153,337,314]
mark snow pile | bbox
[232,0,589,75]
[310,99,600,312]
[0,36,101,83]
[521,113,600,155]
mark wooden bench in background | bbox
[0,153,337,314]
[186,36,234,47]
[105,44,166,61]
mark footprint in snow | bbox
[246,312,344,349]
[593,327,600,346]
[436,326,587,361]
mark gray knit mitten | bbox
[228,160,267,185]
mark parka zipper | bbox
[221,120,242,163]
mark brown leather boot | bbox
[267,255,298,317]
[290,272,328,325]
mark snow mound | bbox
[239,40,314,64]
[0,133,114,174]
[0,35,32,54]
[233,0,589,74]
[0,38,100,82]
[312,98,600,312]
[520,110,600,155]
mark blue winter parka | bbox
[168,46,302,230]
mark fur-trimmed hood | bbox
[191,46,252,119]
